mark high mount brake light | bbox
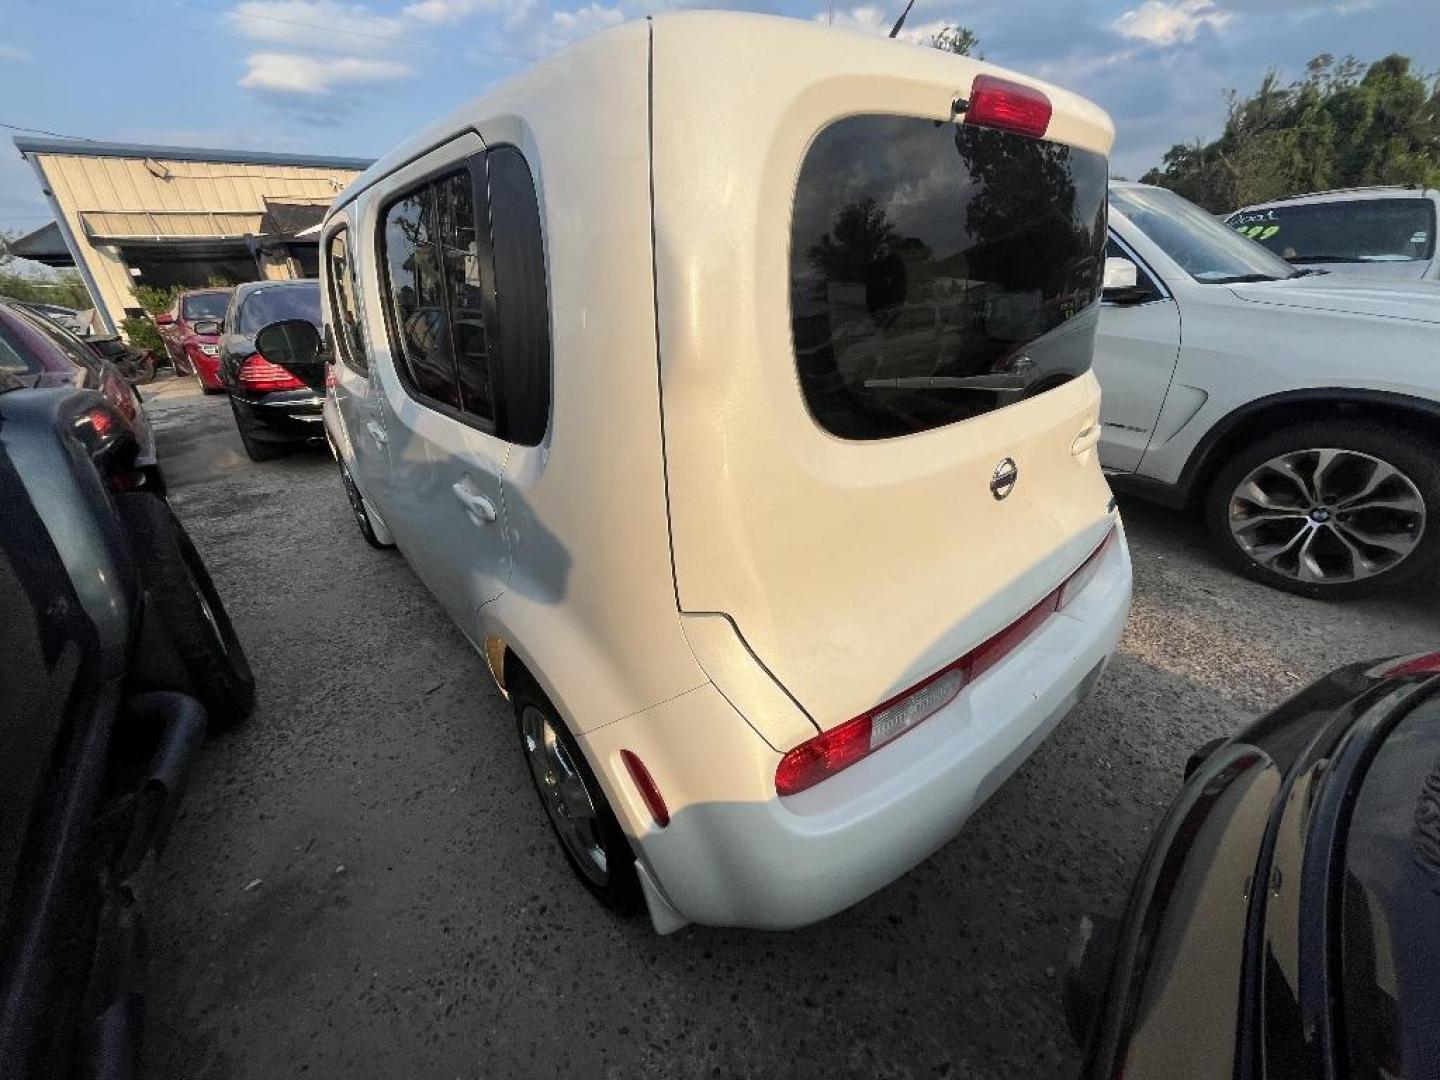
[775,525,1118,796]
[963,74,1053,140]
[238,354,305,393]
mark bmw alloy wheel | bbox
[1226,447,1426,586]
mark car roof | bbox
[1232,186,1439,214]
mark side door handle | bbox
[452,479,497,525]
[365,420,387,447]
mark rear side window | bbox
[790,115,1109,440]
[486,147,551,447]
[376,149,549,444]
[325,229,368,375]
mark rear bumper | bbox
[584,526,1132,931]
[231,391,325,444]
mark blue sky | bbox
[3,0,1438,256]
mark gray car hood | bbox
[1228,277,1440,326]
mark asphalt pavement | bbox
[139,374,1438,1080]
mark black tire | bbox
[337,456,391,549]
[1205,421,1440,600]
[228,397,286,462]
[116,492,255,727]
[510,670,641,915]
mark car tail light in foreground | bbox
[1382,653,1440,679]
[963,74,1052,140]
[237,355,305,392]
[621,750,670,828]
[71,404,141,489]
[775,526,1118,797]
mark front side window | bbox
[326,229,368,375]
[1112,185,1295,284]
[238,285,321,335]
[790,115,1109,441]
[1228,197,1437,265]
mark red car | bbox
[0,299,157,473]
[157,287,231,392]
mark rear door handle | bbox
[452,480,497,524]
[366,420,388,447]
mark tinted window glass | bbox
[10,304,97,375]
[1229,197,1436,264]
[0,320,35,374]
[487,146,551,447]
[790,116,1109,441]
[382,186,462,409]
[326,229,368,375]
[182,291,231,321]
[238,284,321,334]
[437,170,493,421]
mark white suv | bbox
[1226,186,1440,283]
[291,14,1132,932]
[1099,182,1440,598]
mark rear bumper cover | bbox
[584,527,1133,931]
[231,391,325,443]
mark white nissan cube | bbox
[302,12,1132,932]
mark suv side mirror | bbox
[254,320,321,367]
[1102,256,1152,305]
[192,319,221,335]
[155,313,175,326]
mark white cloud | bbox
[239,52,412,96]
[402,0,501,23]
[1109,0,1231,46]
[0,44,28,62]
[227,0,405,55]
[536,3,624,52]
[814,5,955,47]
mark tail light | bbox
[964,74,1052,139]
[620,751,670,828]
[1381,653,1440,679]
[72,404,141,490]
[238,354,305,393]
[775,524,1118,796]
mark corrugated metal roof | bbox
[13,135,374,171]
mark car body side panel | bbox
[1106,213,1440,489]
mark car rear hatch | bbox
[651,19,1119,742]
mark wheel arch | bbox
[1172,389,1440,507]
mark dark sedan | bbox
[218,279,326,461]
[1067,654,1440,1079]
[0,297,157,473]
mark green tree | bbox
[1140,54,1440,211]
[0,229,93,309]
[930,25,981,57]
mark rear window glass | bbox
[237,285,320,335]
[1229,198,1437,265]
[182,291,231,321]
[790,115,1109,440]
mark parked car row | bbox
[0,308,253,1077]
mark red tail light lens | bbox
[964,74,1052,139]
[621,750,670,828]
[1382,653,1440,679]
[775,524,1118,796]
[238,354,305,393]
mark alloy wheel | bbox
[1227,447,1426,586]
[519,705,609,886]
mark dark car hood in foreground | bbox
[1079,657,1440,1080]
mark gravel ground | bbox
[139,375,1438,1080]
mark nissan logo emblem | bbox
[990,457,1019,501]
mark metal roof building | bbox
[13,137,373,333]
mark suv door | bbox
[371,141,511,634]
[1093,233,1181,473]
